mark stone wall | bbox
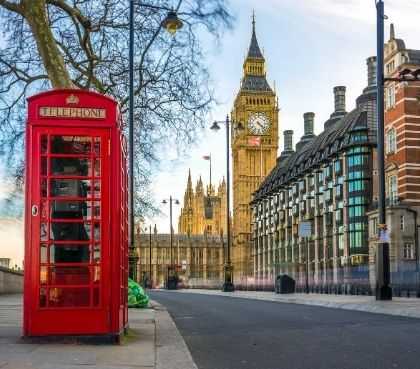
[0,267,23,294]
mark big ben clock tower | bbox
[231,15,279,281]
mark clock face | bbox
[248,113,270,135]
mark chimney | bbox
[334,86,346,113]
[283,130,294,152]
[390,23,395,40]
[303,112,315,136]
[367,56,377,87]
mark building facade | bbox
[137,228,225,288]
[251,26,420,293]
[178,170,227,236]
[231,16,279,281]
[367,25,420,294]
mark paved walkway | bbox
[174,289,420,319]
[0,294,196,369]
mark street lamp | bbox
[128,1,183,281]
[141,225,153,288]
[375,0,392,301]
[211,116,245,292]
[162,196,180,289]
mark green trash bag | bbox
[128,278,150,308]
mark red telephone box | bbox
[24,89,128,339]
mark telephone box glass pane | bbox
[92,265,100,283]
[93,138,101,156]
[51,136,91,155]
[51,158,91,176]
[40,266,48,284]
[41,179,48,197]
[40,222,48,241]
[41,135,48,154]
[41,157,48,175]
[40,244,48,263]
[40,199,48,219]
[50,200,90,220]
[93,201,100,218]
[48,288,90,307]
[49,266,90,285]
[50,244,90,263]
[94,159,100,176]
[50,222,91,241]
[93,180,101,197]
[50,179,90,198]
[94,223,100,241]
[39,288,47,307]
[93,244,100,263]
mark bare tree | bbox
[0,0,233,216]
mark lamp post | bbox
[128,1,183,281]
[211,116,244,292]
[162,196,180,289]
[375,0,392,301]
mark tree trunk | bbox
[22,0,73,89]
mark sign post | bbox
[299,222,312,294]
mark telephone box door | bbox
[27,127,111,335]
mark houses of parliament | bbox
[138,16,279,287]
[177,15,279,281]
[178,170,227,237]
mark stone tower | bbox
[231,14,279,281]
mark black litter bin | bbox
[275,275,295,294]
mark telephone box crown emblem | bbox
[66,94,79,105]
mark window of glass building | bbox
[334,159,342,175]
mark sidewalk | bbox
[174,289,420,319]
[0,294,197,369]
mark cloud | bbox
[256,0,420,35]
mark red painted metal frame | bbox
[24,89,128,337]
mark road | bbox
[150,290,420,369]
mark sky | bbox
[1,0,420,266]
[149,0,420,233]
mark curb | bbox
[172,289,420,320]
[151,299,198,369]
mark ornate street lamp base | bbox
[166,266,178,290]
[222,281,235,292]
[222,263,234,293]
[376,286,392,300]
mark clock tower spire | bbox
[231,14,279,282]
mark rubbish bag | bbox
[128,278,149,308]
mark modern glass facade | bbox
[251,63,378,292]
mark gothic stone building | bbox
[178,170,227,237]
[251,26,420,293]
[137,228,226,288]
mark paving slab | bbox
[0,294,197,369]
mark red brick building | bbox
[369,25,420,292]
